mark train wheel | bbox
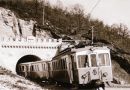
[97,87,104,90]
[97,84,105,90]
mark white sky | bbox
[48,0,130,29]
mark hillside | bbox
[0,66,43,90]
[0,0,130,86]
[0,7,52,38]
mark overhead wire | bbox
[88,0,101,44]
[63,0,102,42]
[89,0,101,14]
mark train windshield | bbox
[78,55,89,68]
[90,54,97,67]
[98,53,110,66]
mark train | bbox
[17,46,113,89]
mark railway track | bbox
[37,80,130,90]
[105,84,130,90]
[107,85,130,88]
[23,79,130,90]
[106,87,130,90]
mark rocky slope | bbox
[0,7,52,38]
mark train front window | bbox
[78,55,89,68]
[90,54,97,67]
[98,53,110,66]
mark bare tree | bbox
[70,4,85,34]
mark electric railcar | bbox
[50,46,113,87]
[18,46,113,88]
[18,61,49,80]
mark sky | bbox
[47,0,130,29]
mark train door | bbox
[90,53,99,80]
[70,55,76,83]
[77,54,91,84]
[68,55,74,84]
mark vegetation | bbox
[0,1,130,50]
[0,0,130,52]
[1,0,130,84]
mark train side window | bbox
[19,67,21,71]
[36,65,37,71]
[54,62,56,70]
[56,61,59,69]
[19,66,21,71]
[32,65,35,71]
[55,62,57,69]
[45,64,46,70]
[36,65,38,71]
[90,54,97,67]
[37,65,39,71]
[26,66,28,71]
[60,60,62,69]
[53,62,55,70]
[22,66,24,71]
[31,66,34,71]
[34,65,35,71]
[58,60,60,70]
[44,64,45,70]
[30,66,32,71]
[57,61,59,70]
[32,66,34,71]
[42,63,45,70]
[20,67,22,71]
[33,65,35,71]
[64,58,67,69]
[52,62,53,70]
[59,60,61,70]
[61,59,63,70]
[63,59,65,69]
[56,62,57,70]
[42,64,44,70]
[55,62,57,70]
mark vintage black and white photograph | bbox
[0,0,130,90]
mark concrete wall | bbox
[0,36,62,73]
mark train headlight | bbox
[81,74,87,79]
[92,69,97,75]
[103,72,108,77]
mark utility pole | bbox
[35,0,38,18]
[42,0,45,26]
[91,26,94,45]
[88,0,101,45]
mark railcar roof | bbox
[72,46,109,52]
[52,46,109,59]
[19,60,49,65]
